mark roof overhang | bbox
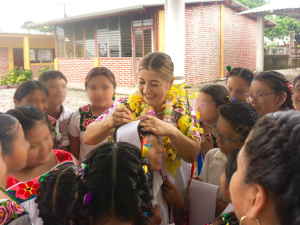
[238,1,300,22]
[29,0,276,28]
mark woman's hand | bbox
[137,115,176,136]
[106,107,132,129]
[162,180,185,212]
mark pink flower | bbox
[83,118,93,128]
[0,204,13,224]
[83,115,86,117]
[97,116,104,122]
[82,105,91,112]
[89,114,91,116]
[48,115,56,125]
[8,201,24,214]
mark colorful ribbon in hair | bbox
[141,136,149,174]
[226,66,232,75]
[286,83,292,91]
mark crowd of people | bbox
[0,51,299,225]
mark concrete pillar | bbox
[288,31,295,67]
[256,15,265,72]
[23,36,30,70]
[165,0,185,84]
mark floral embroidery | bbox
[0,200,29,225]
[48,115,58,139]
[7,150,76,203]
[79,104,96,131]
[17,181,40,199]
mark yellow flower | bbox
[178,115,192,133]
[196,111,200,120]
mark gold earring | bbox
[239,213,261,225]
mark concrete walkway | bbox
[67,82,138,95]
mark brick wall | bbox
[224,6,257,74]
[58,58,95,83]
[185,5,221,84]
[31,64,54,78]
[99,58,133,87]
[0,47,9,76]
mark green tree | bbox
[21,21,54,32]
[265,16,300,39]
[236,0,269,9]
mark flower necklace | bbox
[120,84,203,177]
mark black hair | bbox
[200,84,231,107]
[0,113,19,155]
[112,125,157,144]
[38,70,67,84]
[13,80,48,102]
[85,67,116,90]
[219,101,259,139]
[226,68,254,86]
[292,74,300,92]
[253,71,294,110]
[35,164,79,225]
[7,105,49,134]
[69,142,154,225]
[243,110,300,225]
[213,212,239,225]
[225,147,241,187]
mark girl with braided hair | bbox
[68,142,155,225]
[246,71,294,117]
[230,110,300,225]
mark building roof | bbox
[29,0,276,28]
[0,29,54,37]
[239,0,300,22]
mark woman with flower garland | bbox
[0,113,31,224]
[84,52,201,220]
[6,105,77,225]
[68,67,116,161]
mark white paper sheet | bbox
[115,120,141,149]
[189,179,219,225]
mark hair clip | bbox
[227,96,231,102]
[83,191,92,206]
[54,168,59,171]
[226,66,232,75]
[141,136,149,158]
[143,165,148,174]
[78,163,87,180]
[286,83,292,91]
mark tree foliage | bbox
[236,0,269,9]
[21,21,54,32]
[265,16,300,39]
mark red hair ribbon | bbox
[228,70,233,75]
[286,83,292,91]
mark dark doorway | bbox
[13,48,24,70]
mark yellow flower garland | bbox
[120,84,203,177]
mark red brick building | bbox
[31,1,275,87]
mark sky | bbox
[0,0,279,31]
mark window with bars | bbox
[29,49,55,63]
[55,13,152,58]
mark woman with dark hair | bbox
[246,71,294,116]
[230,110,300,225]
[0,113,31,224]
[226,68,254,102]
[6,105,77,225]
